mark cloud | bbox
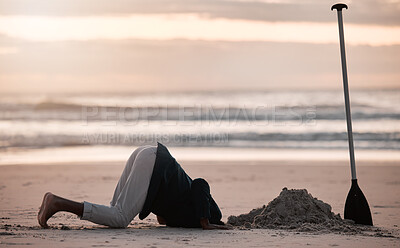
[1,37,399,93]
[0,46,18,54]
[0,15,399,46]
[0,0,399,25]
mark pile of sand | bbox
[228,188,375,234]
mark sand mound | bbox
[228,188,376,234]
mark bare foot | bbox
[38,192,58,228]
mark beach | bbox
[0,90,398,247]
[1,0,399,246]
[1,159,399,247]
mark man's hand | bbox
[157,215,167,225]
[200,218,233,230]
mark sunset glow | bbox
[0,14,399,46]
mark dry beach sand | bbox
[1,159,400,247]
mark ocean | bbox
[0,90,399,164]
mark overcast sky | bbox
[0,0,399,93]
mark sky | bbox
[0,0,399,93]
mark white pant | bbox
[81,145,157,228]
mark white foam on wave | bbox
[0,146,399,166]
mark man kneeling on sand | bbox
[38,143,229,230]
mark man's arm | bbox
[200,218,232,230]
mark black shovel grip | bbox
[331,3,348,11]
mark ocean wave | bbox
[0,91,398,151]
[0,102,399,121]
[1,132,398,150]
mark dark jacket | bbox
[139,142,222,227]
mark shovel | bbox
[331,3,373,225]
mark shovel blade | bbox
[344,179,373,225]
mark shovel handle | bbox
[332,3,357,180]
[331,3,348,11]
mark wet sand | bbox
[1,160,399,247]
